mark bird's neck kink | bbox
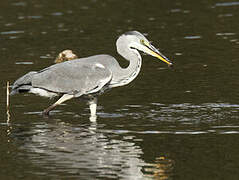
[114,49,142,87]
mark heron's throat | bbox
[110,48,142,88]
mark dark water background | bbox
[0,0,239,179]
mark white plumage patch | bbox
[95,63,105,69]
[29,88,58,98]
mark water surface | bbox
[0,0,239,179]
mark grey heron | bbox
[11,31,172,119]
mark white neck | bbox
[109,47,142,88]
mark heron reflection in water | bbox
[11,31,172,120]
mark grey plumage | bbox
[11,55,116,96]
[32,56,112,97]
[11,31,172,118]
[11,71,37,95]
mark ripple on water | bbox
[215,2,239,7]
[51,12,63,16]
[216,32,236,36]
[218,14,233,17]
[0,30,24,35]
[12,2,27,6]
[17,15,43,20]
[14,102,239,136]
[15,62,34,65]
[107,102,239,134]
[184,35,202,39]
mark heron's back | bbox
[11,54,118,96]
[62,54,121,70]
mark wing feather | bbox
[32,61,112,96]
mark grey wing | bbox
[31,62,112,97]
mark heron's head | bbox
[117,31,172,66]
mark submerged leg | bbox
[88,97,97,122]
[43,94,74,115]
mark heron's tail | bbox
[11,71,37,95]
[10,89,17,96]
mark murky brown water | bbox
[1,0,239,179]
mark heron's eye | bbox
[140,39,145,44]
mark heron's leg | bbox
[43,94,74,115]
[88,97,97,121]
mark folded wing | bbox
[32,61,112,97]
